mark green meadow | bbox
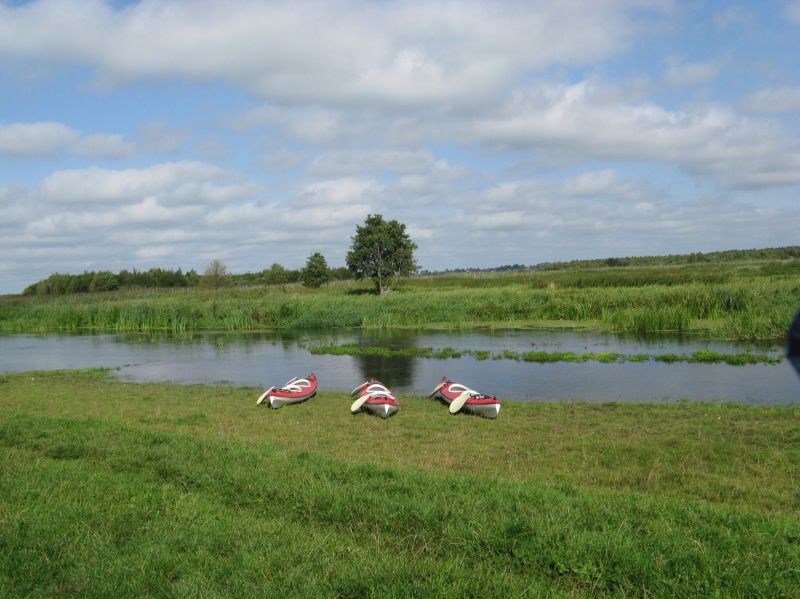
[2,259,799,339]
[1,370,798,597]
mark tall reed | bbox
[2,272,796,339]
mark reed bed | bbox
[2,269,797,339]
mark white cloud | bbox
[236,105,354,145]
[296,177,382,206]
[136,122,191,154]
[0,0,671,109]
[0,122,78,157]
[73,133,135,158]
[39,162,234,203]
[741,87,800,114]
[309,149,464,179]
[444,179,800,268]
[1,1,799,293]
[560,170,658,201]
[472,81,800,189]
[27,198,205,236]
[0,120,188,159]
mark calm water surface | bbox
[1,330,796,405]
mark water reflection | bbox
[0,330,794,405]
[351,332,418,388]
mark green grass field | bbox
[2,259,799,339]
[1,370,798,597]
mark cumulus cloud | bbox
[27,198,205,236]
[0,0,670,109]
[309,149,456,177]
[0,120,188,159]
[73,134,136,159]
[439,177,800,267]
[0,122,79,157]
[38,162,242,203]
[1,1,798,293]
[472,81,800,189]
[741,87,800,114]
[296,177,382,205]
[559,170,659,201]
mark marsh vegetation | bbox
[2,258,798,339]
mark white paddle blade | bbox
[428,381,445,398]
[350,394,371,413]
[256,386,275,405]
[351,382,368,397]
[449,391,470,414]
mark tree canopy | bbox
[300,252,330,288]
[203,259,229,288]
[346,214,417,294]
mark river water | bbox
[1,330,796,405]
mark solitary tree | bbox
[203,259,229,288]
[346,214,417,294]
[300,252,330,288]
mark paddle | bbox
[789,311,800,377]
[256,386,275,405]
[350,392,373,413]
[428,380,445,398]
[448,390,471,414]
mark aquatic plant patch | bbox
[308,344,784,366]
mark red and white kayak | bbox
[256,373,317,409]
[350,379,400,419]
[429,377,501,419]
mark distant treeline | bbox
[21,245,799,296]
[420,246,800,275]
[22,264,354,296]
[531,246,800,271]
[419,264,528,275]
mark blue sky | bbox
[1,0,799,293]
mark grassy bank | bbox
[308,344,784,365]
[2,260,799,339]
[1,370,798,596]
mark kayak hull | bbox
[431,378,501,419]
[351,379,400,418]
[257,374,318,409]
[269,392,316,409]
[362,398,400,419]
